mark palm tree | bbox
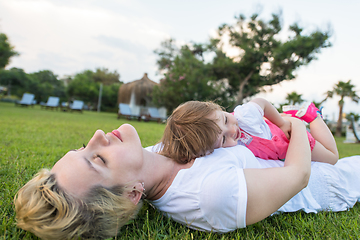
[327,80,359,137]
[317,90,334,106]
[285,91,304,105]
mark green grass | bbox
[1,101,360,239]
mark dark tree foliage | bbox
[154,38,179,74]
[152,44,235,113]
[28,70,66,103]
[0,69,66,104]
[67,68,122,111]
[154,11,332,112]
[92,68,121,85]
[0,68,31,96]
[211,13,332,107]
[0,33,19,69]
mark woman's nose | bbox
[89,130,109,146]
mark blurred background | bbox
[0,0,359,124]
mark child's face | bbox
[211,110,240,148]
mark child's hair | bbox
[160,101,223,164]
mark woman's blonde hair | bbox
[160,101,222,164]
[14,169,142,240]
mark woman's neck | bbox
[142,150,194,200]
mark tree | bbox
[210,12,332,107]
[0,33,19,69]
[153,38,179,75]
[326,80,359,137]
[92,68,121,85]
[316,90,333,108]
[346,112,360,123]
[67,70,100,108]
[28,70,66,103]
[67,68,122,111]
[0,68,31,96]
[285,91,304,105]
[152,43,235,113]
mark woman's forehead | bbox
[51,152,101,197]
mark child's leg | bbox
[309,114,339,165]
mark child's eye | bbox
[225,116,228,124]
[222,135,226,145]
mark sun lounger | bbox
[118,103,139,120]
[42,96,60,110]
[70,100,84,113]
[16,93,35,107]
[147,107,167,123]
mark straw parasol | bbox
[117,73,158,106]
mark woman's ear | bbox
[127,182,143,205]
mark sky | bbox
[1,0,359,120]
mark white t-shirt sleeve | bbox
[198,147,254,231]
[199,167,247,231]
[234,102,272,139]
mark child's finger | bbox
[280,113,292,117]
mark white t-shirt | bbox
[148,145,259,232]
[147,146,360,233]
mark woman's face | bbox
[51,124,144,197]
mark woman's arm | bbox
[251,98,291,139]
[244,117,311,225]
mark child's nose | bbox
[229,126,237,139]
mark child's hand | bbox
[279,119,291,139]
[279,113,292,117]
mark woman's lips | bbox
[111,130,122,141]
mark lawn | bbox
[1,101,360,239]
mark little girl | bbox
[159,98,339,165]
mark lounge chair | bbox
[118,103,139,120]
[16,93,35,107]
[70,100,84,113]
[42,96,60,110]
[148,107,167,123]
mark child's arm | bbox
[250,98,291,139]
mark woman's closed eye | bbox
[96,155,106,164]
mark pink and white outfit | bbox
[233,102,315,160]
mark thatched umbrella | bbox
[118,73,158,106]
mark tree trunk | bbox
[235,70,254,107]
[336,101,344,137]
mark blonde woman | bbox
[15,122,360,239]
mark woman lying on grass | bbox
[14,119,360,239]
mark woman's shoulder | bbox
[154,146,250,232]
[208,146,262,169]
[145,144,162,152]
